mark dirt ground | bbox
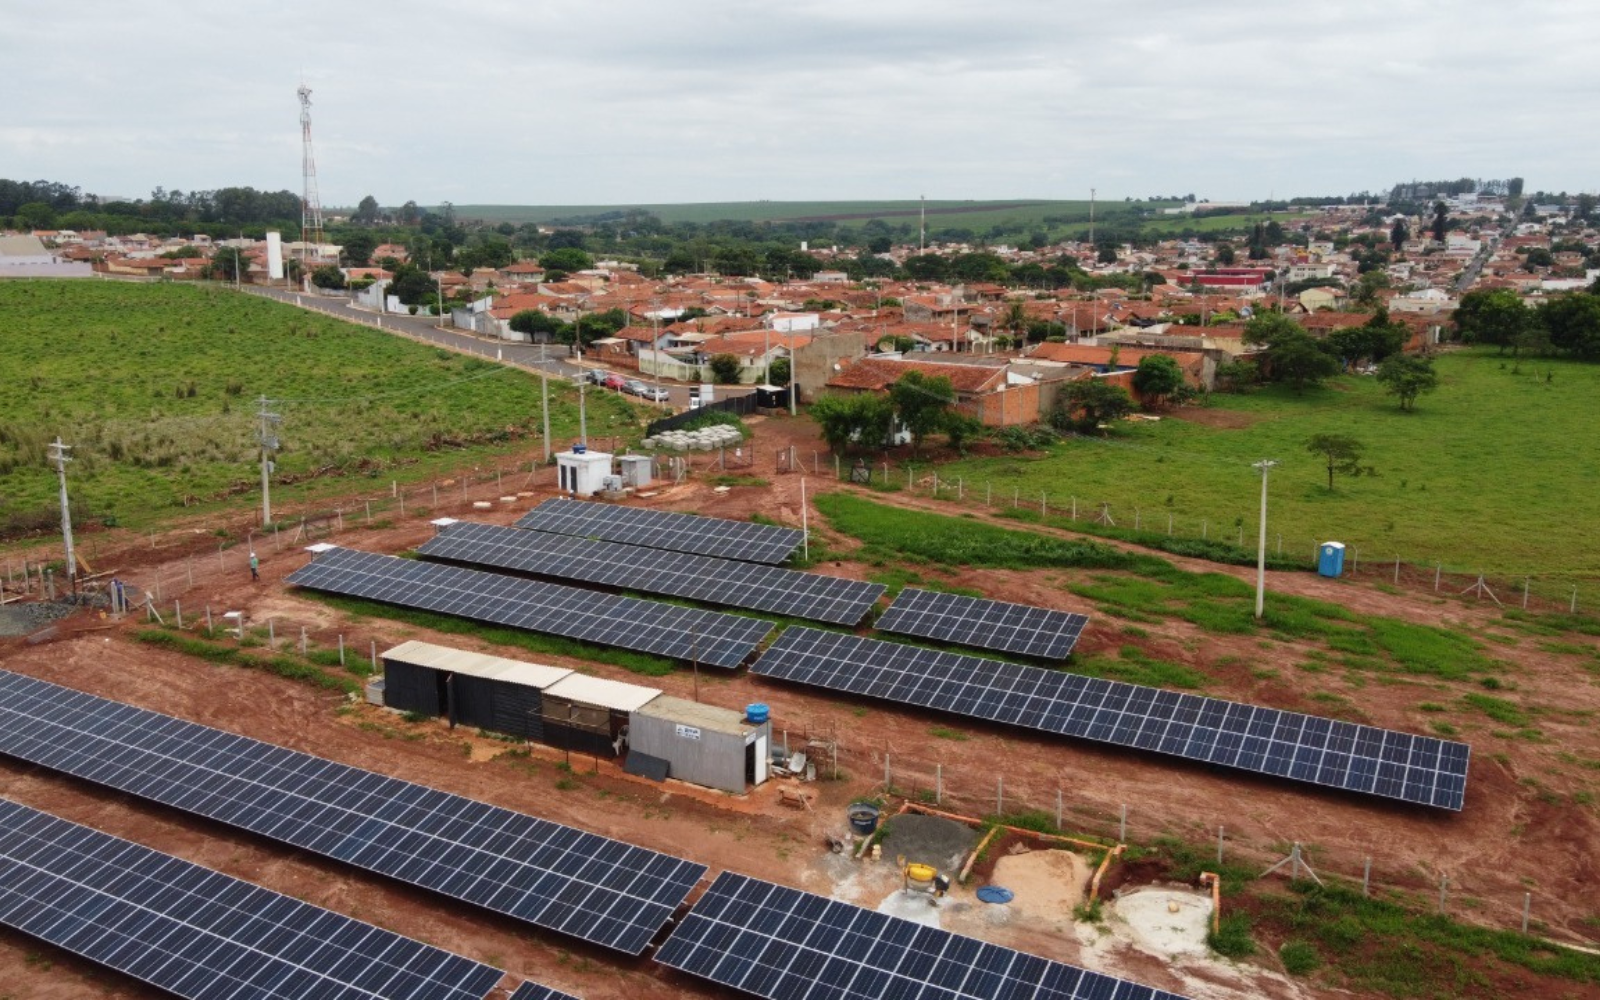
[2,410,1598,1000]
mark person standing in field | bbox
[249,552,259,581]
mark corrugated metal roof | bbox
[632,695,756,736]
[381,640,572,689]
[544,673,661,712]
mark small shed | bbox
[628,697,771,794]
[380,640,571,741]
[541,673,661,758]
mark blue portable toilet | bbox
[1318,541,1346,578]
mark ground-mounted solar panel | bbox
[0,798,514,1000]
[876,587,1090,659]
[507,983,579,1000]
[516,497,804,564]
[750,628,1469,811]
[287,546,772,668]
[420,521,884,626]
[658,871,1191,1000]
[0,670,708,955]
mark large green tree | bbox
[1376,355,1439,411]
[1325,310,1408,367]
[1244,313,1338,392]
[1453,289,1531,353]
[1131,354,1185,407]
[540,247,594,273]
[1051,379,1135,434]
[809,393,895,453]
[1535,293,1600,360]
[889,371,956,453]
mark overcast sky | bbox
[4,1,1596,209]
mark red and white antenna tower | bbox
[298,84,325,287]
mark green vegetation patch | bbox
[1073,645,1208,689]
[0,281,638,530]
[134,628,358,694]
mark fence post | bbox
[936,764,942,805]
[1353,547,1359,573]
[986,482,991,507]
[1435,563,1441,591]
[1013,487,1019,509]
[996,776,1003,817]
[1071,496,1077,520]
[1362,857,1371,896]
[174,600,182,629]
[1522,892,1531,933]
[1217,825,1225,864]
[205,605,213,634]
[957,478,963,502]
[1041,492,1046,518]
[1056,788,1062,831]
[1572,587,1579,614]
[1168,513,1173,536]
[1202,519,1207,539]
[338,634,346,666]
[1395,556,1401,586]
[366,501,372,524]
[1523,577,1530,610]
[370,640,377,672]
[300,626,308,656]
[884,753,891,790]
[1438,874,1448,913]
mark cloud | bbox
[2,1,1595,206]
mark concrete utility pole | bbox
[540,339,552,463]
[1253,459,1278,619]
[257,397,281,526]
[48,438,76,590]
[1090,187,1097,248]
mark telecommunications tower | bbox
[298,84,325,287]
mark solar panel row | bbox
[876,588,1090,659]
[517,497,804,564]
[0,798,519,1000]
[287,546,773,668]
[420,521,884,625]
[658,871,1191,1000]
[750,628,1469,810]
[0,670,708,955]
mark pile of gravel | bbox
[880,814,980,871]
[0,593,107,637]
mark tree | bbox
[1535,293,1600,360]
[509,309,568,341]
[709,353,742,384]
[1096,244,1119,265]
[809,393,895,453]
[889,371,956,453]
[353,195,380,225]
[903,254,950,281]
[339,231,377,268]
[766,358,791,387]
[1325,310,1407,367]
[1376,355,1439,411]
[1390,218,1410,248]
[1431,201,1449,242]
[540,247,594,272]
[310,265,346,290]
[876,334,916,353]
[1351,270,1391,309]
[1131,354,1185,408]
[1576,193,1598,223]
[1215,243,1236,266]
[1213,359,1258,393]
[15,201,55,230]
[206,247,248,283]
[1244,313,1338,392]
[1305,434,1365,490]
[1051,379,1135,434]
[943,413,983,453]
[1453,289,1531,353]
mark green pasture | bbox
[1138,211,1319,235]
[932,349,1600,588]
[0,280,638,530]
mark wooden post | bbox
[1435,563,1441,591]
[996,776,1003,817]
[1217,825,1225,864]
[174,600,182,629]
[1055,788,1062,831]
[338,634,346,666]
[1522,892,1531,933]
[936,764,942,805]
[370,640,377,671]
[1362,857,1372,896]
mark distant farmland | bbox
[0,281,635,531]
[450,199,1146,230]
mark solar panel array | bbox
[751,628,1469,810]
[287,546,773,668]
[420,521,884,626]
[0,798,512,1000]
[517,497,804,564]
[0,670,708,954]
[659,871,1190,1000]
[507,984,579,1000]
[876,588,1090,659]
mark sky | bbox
[4,1,1598,209]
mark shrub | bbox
[1280,939,1321,975]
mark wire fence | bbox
[765,719,1595,948]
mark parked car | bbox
[603,373,628,390]
[583,368,609,385]
[625,379,670,402]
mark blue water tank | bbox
[1318,541,1346,578]
[745,703,769,725]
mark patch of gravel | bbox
[879,814,979,871]
[0,594,105,636]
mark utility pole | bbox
[1253,459,1278,618]
[257,397,281,526]
[919,194,925,255]
[1089,188,1096,249]
[539,339,552,462]
[575,306,588,448]
[48,438,76,591]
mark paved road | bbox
[243,286,754,412]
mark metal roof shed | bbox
[628,696,770,794]
[380,640,572,741]
[541,674,662,758]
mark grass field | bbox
[1137,211,1319,236]
[929,349,1600,587]
[0,280,639,531]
